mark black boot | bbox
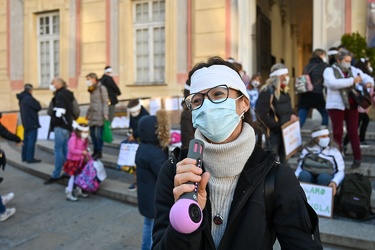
[94,152,102,160]
[91,150,97,159]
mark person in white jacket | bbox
[295,126,345,196]
[323,49,374,169]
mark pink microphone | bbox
[169,139,204,234]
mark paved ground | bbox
[0,164,143,250]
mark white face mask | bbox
[322,57,328,63]
[81,132,89,139]
[340,61,351,70]
[251,81,260,88]
[49,84,56,92]
[86,80,93,87]
[318,137,330,148]
[369,67,373,73]
[283,76,290,85]
[131,110,141,117]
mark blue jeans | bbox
[0,196,5,214]
[52,127,70,179]
[298,108,329,127]
[142,217,154,250]
[90,126,103,153]
[298,170,333,186]
[22,129,38,161]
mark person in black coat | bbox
[126,99,150,191]
[16,84,42,163]
[100,66,122,122]
[45,78,76,184]
[180,79,195,149]
[135,110,169,250]
[298,49,329,127]
[153,57,322,249]
[256,63,298,164]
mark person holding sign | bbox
[256,64,298,163]
[295,126,345,196]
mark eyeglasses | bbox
[184,85,231,110]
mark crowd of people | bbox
[0,46,374,249]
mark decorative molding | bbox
[280,3,287,26]
[268,0,276,10]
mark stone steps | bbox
[4,139,375,250]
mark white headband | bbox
[77,124,89,132]
[184,84,191,91]
[327,50,338,56]
[104,68,113,73]
[128,103,141,113]
[190,65,249,100]
[269,68,288,77]
[311,129,329,138]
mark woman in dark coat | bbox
[152,57,322,250]
[135,110,170,250]
[256,63,298,164]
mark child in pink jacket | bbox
[63,123,90,201]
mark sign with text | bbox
[281,119,302,160]
[300,182,333,218]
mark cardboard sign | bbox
[300,182,334,218]
[281,119,302,160]
[117,142,139,166]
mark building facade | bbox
[0,0,370,114]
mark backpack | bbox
[337,173,373,220]
[75,160,100,192]
[295,64,319,94]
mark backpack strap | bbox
[265,161,278,244]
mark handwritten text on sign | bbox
[300,182,333,218]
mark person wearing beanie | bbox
[16,83,42,163]
[256,63,298,164]
[180,79,195,149]
[100,66,122,123]
[126,99,149,191]
[152,56,322,249]
[295,126,345,196]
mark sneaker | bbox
[128,183,137,192]
[66,192,78,202]
[360,141,369,148]
[2,192,14,205]
[44,177,61,185]
[0,208,16,222]
[74,187,88,198]
[351,160,361,169]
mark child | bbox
[247,73,262,121]
[295,126,345,196]
[63,123,90,201]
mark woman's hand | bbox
[290,114,298,122]
[329,181,337,196]
[174,158,210,210]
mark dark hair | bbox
[86,73,99,82]
[127,99,140,108]
[188,56,263,146]
[104,66,111,70]
[311,49,326,59]
[354,58,372,75]
[24,83,33,91]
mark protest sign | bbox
[300,182,333,218]
[281,119,302,159]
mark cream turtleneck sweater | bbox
[195,123,256,248]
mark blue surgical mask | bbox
[192,96,243,143]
